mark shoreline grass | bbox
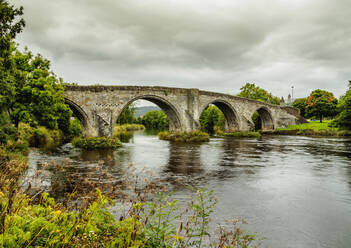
[72,136,122,150]
[158,130,210,142]
[216,131,262,138]
[265,120,351,137]
[113,124,145,134]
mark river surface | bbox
[27,132,351,248]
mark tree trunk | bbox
[320,115,323,123]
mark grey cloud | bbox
[12,0,351,98]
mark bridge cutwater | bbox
[64,85,303,137]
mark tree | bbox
[0,0,25,113]
[237,83,280,105]
[10,50,72,133]
[141,110,169,130]
[332,82,351,129]
[292,98,308,117]
[200,105,225,134]
[306,89,338,122]
[117,104,136,124]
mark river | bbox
[27,131,351,248]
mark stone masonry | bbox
[64,85,303,137]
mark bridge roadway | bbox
[64,85,302,137]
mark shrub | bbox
[68,118,82,138]
[158,131,210,142]
[32,126,63,151]
[72,137,122,150]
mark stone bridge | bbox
[64,85,302,137]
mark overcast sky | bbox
[12,0,351,99]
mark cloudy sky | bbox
[12,0,351,99]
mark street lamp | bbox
[291,86,294,102]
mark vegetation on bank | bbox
[139,110,169,130]
[114,124,145,133]
[72,136,122,150]
[159,131,210,142]
[217,131,262,138]
[266,121,351,137]
[200,106,225,134]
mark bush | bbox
[158,131,210,142]
[32,126,63,151]
[72,137,122,150]
[141,110,169,130]
[68,118,82,138]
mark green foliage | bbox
[237,83,280,105]
[10,51,72,132]
[292,98,308,118]
[0,112,16,144]
[32,126,63,151]
[271,120,351,136]
[306,89,338,122]
[68,117,82,138]
[72,137,122,150]
[200,105,225,134]
[141,110,169,130]
[158,131,210,142]
[251,111,261,131]
[0,0,25,113]
[113,124,145,134]
[117,104,137,125]
[332,82,351,130]
[218,131,261,138]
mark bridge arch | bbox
[116,95,183,131]
[64,98,89,133]
[200,100,240,132]
[253,107,274,130]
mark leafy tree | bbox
[0,0,25,113]
[237,83,280,105]
[141,110,169,130]
[292,98,308,117]
[10,50,72,133]
[332,82,351,129]
[306,89,338,122]
[117,104,136,124]
[200,105,225,134]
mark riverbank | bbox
[262,121,351,137]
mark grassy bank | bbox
[72,136,122,150]
[113,124,145,134]
[266,121,351,137]
[158,131,210,142]
[216,131,262,138]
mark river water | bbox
[27,131,351,248]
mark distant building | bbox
[280,97,285,106]
[287,94,292,104]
